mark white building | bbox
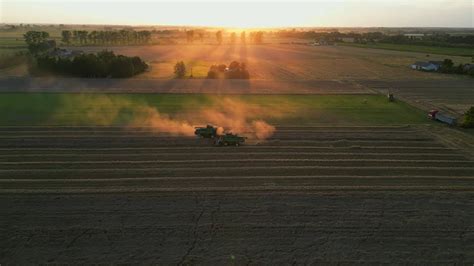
[411,61,442,72]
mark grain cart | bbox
[194,125,218,138]
[428,110,457,126]
[214,133,246,146]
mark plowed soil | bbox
[1,126,473,264]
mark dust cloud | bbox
[199,98,276,140]
[129,106,195,136]
[54,95,283,141]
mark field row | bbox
[3,191,473,264]
[1,151,466,161]
[1,126,472,192]
[1,176,473,193]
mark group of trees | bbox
[36,50,148,78]
[276,30,474,49]
[23,31,56,54]
[207,61,249,79]
[24,31,148,78]
[378,34,474,49]
[248,32,264,44]
[185,30,205,43]
[437,59,474,76]
[61,30,152,45]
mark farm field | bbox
[0,93,427,126]
[1,26,473,264]
[1,43,471,116]
[66,44,472,81]
[361,79,474,115]
[339,42,474,57]
[1,125,473,264]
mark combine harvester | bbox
[194,125,246,146]
[428,110,457,126]
[194,125,218,138]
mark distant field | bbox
[0,38,27,49]
[68,44,471,81]
[340,42,474,57]
[0,93,426,126]
[0,41,471,80]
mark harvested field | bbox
[67,45,471,81]
[0,126,473,264]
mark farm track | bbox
[2,125,473,264]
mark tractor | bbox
[214,133,246,146]
[194,125,218,138]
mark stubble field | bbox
[71,44,472,81]
[1,125,473,264]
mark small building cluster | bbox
[48,48,83,59]
[411,61,443,72]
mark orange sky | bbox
[1,0,473,28]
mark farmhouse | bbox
[411,61,442,71]
[48,48,83,59]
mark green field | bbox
[340,42,474,57]
[0,93,427,126]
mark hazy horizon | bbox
[1,0,473,28]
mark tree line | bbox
[185,30,263,44]
[61,30,152,45]
[436,59,474,77]
[36,50,148,78]
[275,30,474,49]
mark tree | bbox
[198,32,204,42]
[461,106,474,128]
[254,31,264,44]
[240,31,246,44]
[216,31,223,45]
[186,30,195,43]
[23,31,52,54]
[230,32,236,44]
[174,61,186,78]
[61,30,72,45]
[442,59,454,70]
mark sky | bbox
[1,0,473,28]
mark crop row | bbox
[2,165,473,179]
[1,176,473,192]
[0,146,458,154]
[0,152,466,161]
[1,158,473,170]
